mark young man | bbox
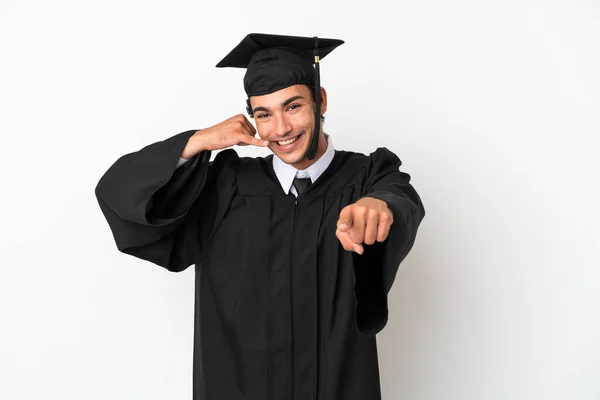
[95,33,425,400]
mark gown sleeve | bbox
[94,130,237,272]
[353,147,425,336]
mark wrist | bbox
[181,130,207,159]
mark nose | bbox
[273,113,293,138]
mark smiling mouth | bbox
[276,133,303,147]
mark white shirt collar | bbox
[272,134,336,196]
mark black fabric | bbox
[95,131,425,400]
[293,177,312,196]
[216,33,344,97]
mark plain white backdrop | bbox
[1,0,599,399]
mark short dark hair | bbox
[245,85,325,122]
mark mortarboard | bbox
[216,33,344,160]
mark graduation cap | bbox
[216,33,344,160]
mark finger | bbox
[237,117,266,146]
[337,206,354,232]
[240,115,257,135]
[231,114,252,137]
[237,133,270,147]
[376,212,393,242]
[363,210,379,245]
[349,207,366,245]
[336,230,364,254]
[236,117,254,138]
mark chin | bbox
[277,149,307,165]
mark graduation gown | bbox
[95,130,425,400]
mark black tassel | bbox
[306,36,321,160]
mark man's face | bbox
[250,84,325,167]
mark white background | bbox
[1,0,599,399]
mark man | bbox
[95,33,425,400]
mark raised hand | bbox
[181,114,270,159]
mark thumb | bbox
[337,206,354,232]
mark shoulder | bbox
[211,150,278,195]
[218,150,273,178]
[213,148,270,164]
[337,147,401,175]
[307,148,402,196]
[212,148,263,171]
[213,148,240,164]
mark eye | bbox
[287,104,301,111]
[257,113,270,119]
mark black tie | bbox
[293,177,312,196]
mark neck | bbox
[292,131,328,170]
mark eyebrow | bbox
[252,95,306,114]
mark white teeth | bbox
[278,135,299,146]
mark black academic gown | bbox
[95,130,425,400]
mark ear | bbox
[319,86,328,116]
